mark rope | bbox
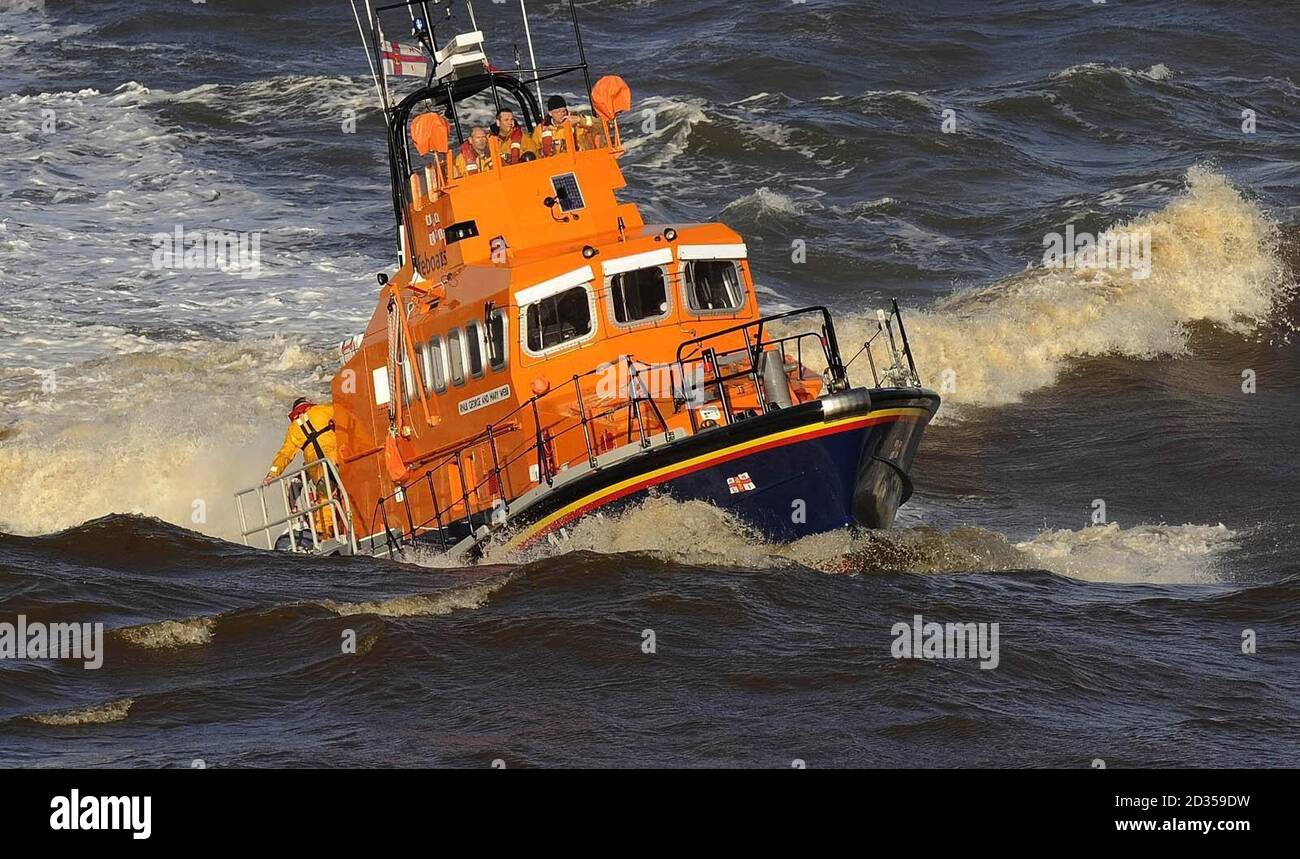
[386,291,401,431]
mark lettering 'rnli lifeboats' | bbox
[235,0,941,558]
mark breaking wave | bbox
[321,576,510,618]
[831,168,1291,410]
[621,95,709,173]
[0,79,377,540]
[0,339,329,539]
[169,74,378,125]
[1050,62,1176,83]
[0,0,46,14]
[114,617,216,649]
[23,698,133,727]
[1016,522,1237,585]
[493,494,1239,585]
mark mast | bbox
[520,0,543,106]
[567,0,594,108]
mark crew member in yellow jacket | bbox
[264,398,342,540]
[533,95,606,156]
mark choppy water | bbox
[2,0,1299,767]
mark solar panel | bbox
[551,173,585,212]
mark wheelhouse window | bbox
[487,309,508,371]
[609,267,669,326]
[465,321,485,378]
[424,338,448,393]
[448,329,466,386]
[525,286,594,354]
[684,260,745,313]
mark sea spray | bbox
[833,169,1290,410]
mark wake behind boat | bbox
[234,0,940,559]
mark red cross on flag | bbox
[726,473,756,495]
[381,40,429,78]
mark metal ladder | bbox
[235,459,358,556]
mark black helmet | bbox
[546,95,568,112]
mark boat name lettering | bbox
[459,384,512,416]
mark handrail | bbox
[846,300,923,389]
[675,306,843,373]
[235,458,358,555]
[670,307,848,430]
[366,351,677,553]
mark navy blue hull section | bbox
[649,423,874,541]
[501,390,939,551]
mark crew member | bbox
[493,108,535,166]
[454,126,495,177]
[264,398,341,540]
[533,95,605,156]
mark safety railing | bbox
[674,301,923,399]
[242,304,918,559]
[368,304,865,557]
[367,352,679,557]
[236,458,357,555]
[850,299,922,390]
[671,306,850,431]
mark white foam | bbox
[0,340,329,538]
[1017,522,1236,584]
[170,74,377,124]
[115,617,216,649]
[830,169,1290,412]
[25,698,133,727]
[488,494,1239,584]
[1051,62,1175,82]
[0,81,375,386]
[321,576,508,618]
[0,75,385,538]
[621,95,709,172]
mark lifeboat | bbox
[235,0,940,558]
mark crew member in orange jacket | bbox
[264,398,341,539]
[453,126,495,177]
[493,108,536,165]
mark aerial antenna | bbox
[409,13,436,84]
[365,0,397,124]
[519,0,543,107]
[349,0,389,126]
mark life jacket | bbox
[459,142,490,174]
[497,127,525,164]
[539,122,566,157]
[540,116,599,156]
[296,414,335,462]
